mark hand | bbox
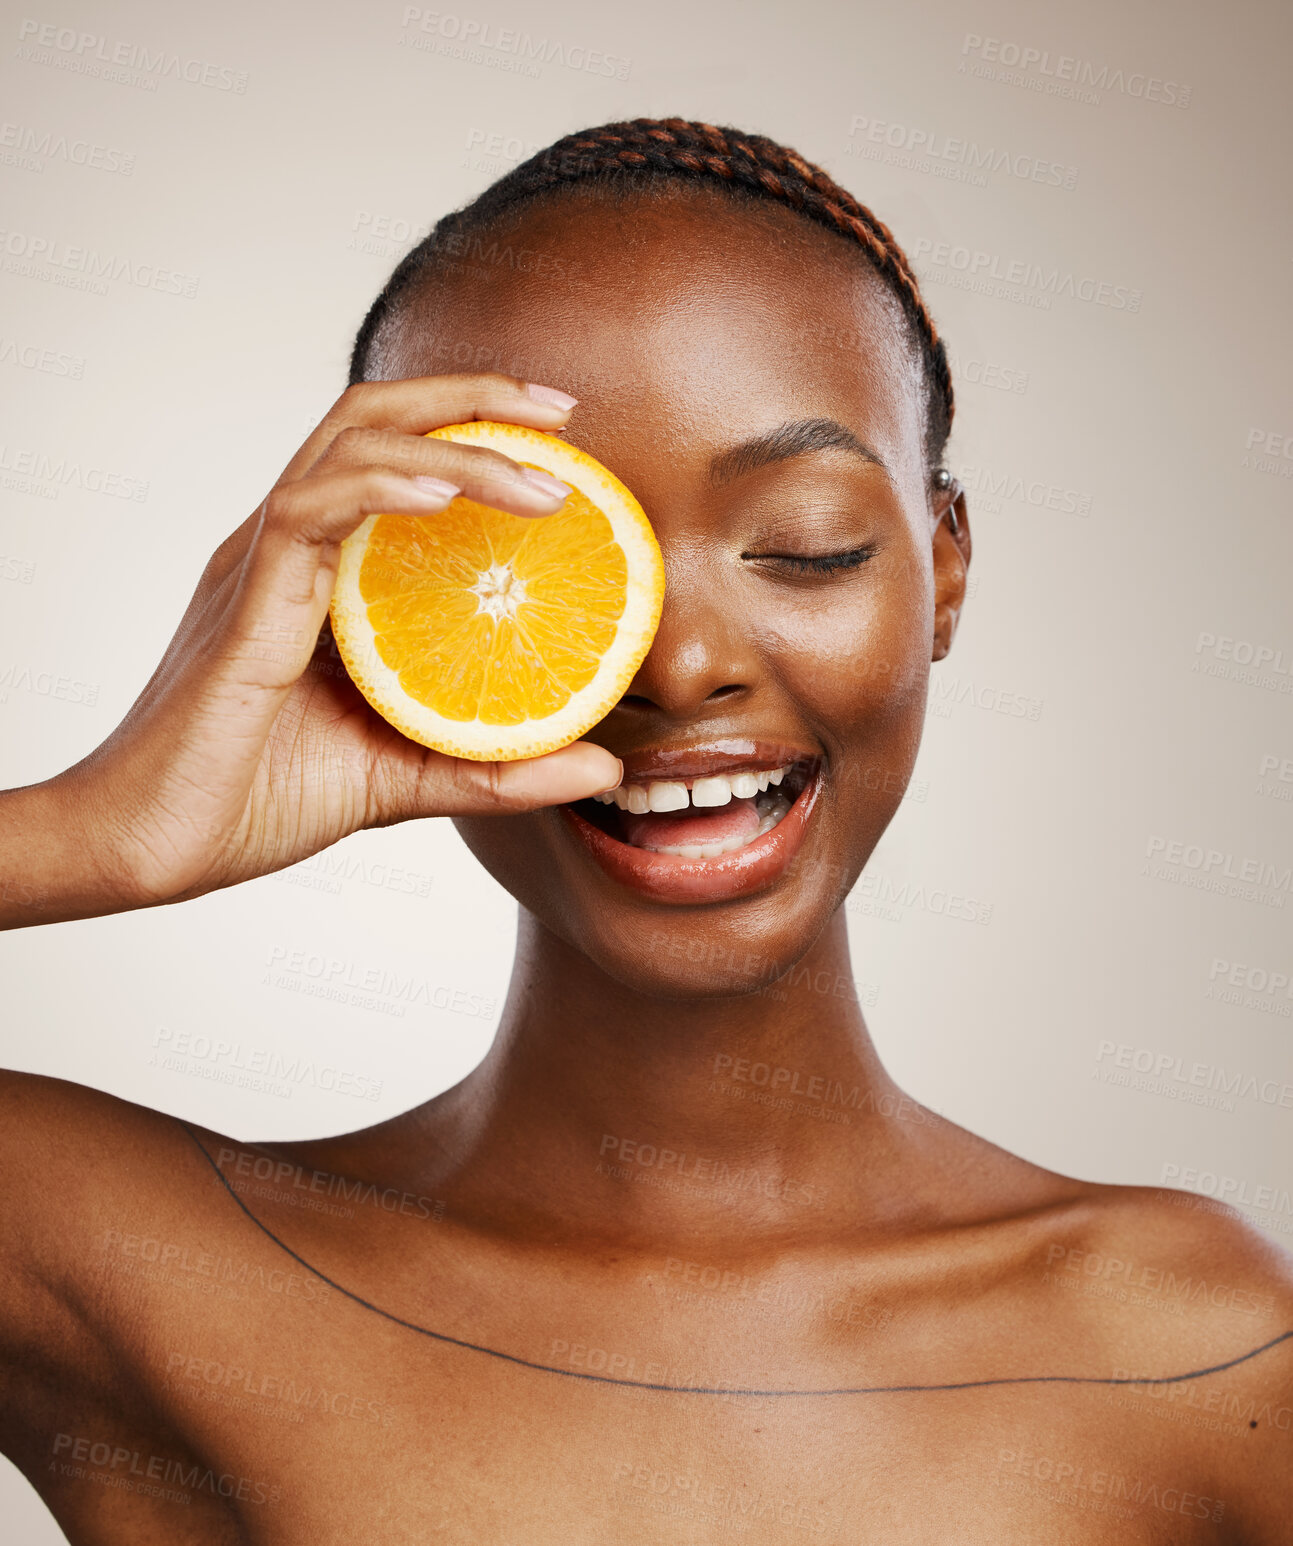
[10,374,623,924]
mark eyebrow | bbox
[709,417,888,486]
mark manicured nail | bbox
[526,383,579,411]
[411,475,461,500]
[598,758,624,793]
[520,467,572,500]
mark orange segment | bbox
[329,421,664,761]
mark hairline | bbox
[357,176,942,468]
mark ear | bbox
[931,480,970,663]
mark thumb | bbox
[379,740,624,821]
[488,742,624,809]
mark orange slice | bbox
[329,421,664,761]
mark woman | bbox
[1,118,1288,1542]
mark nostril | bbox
[613,682,749,714]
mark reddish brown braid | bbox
[349,116,953,464]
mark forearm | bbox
[0,766,136,930]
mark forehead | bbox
[379,184,926,480]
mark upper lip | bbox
[606,738,821,787]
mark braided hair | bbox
[349,116,953,467]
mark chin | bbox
[452,733,909,1003]
[458,823,853,1009]
[568,902,835,1003]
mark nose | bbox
[615,559,756,721]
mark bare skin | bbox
[1,186,1289,1544]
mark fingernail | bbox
[598,758,624,793]
[520,467,572,501]
[411,475,461,499]
[526,383,578,411]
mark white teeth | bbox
[587,766,798,828]
[591,764,796,813]
[690,775,733,807]
[647,781,689,812]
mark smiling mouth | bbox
[560,754,822,904]
[572,761,811,857]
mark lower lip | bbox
[559,767,823,905]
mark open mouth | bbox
[560,754,822,904]
[571,760,812,858]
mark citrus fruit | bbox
[329,420,664,761]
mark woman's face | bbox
[383,186,968,998]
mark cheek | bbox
[762,569,933,749]
[450,813,541,903]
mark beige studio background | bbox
[1,0,1290,1534]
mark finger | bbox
[215,470,459,678]
[195,432,571,660]
[196,437,552,605]
[373,740,625,823]
[201,374,577,599]
[307,429,572,519]
[282,373,579,484]
[186,508,264,609]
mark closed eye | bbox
[744,543,879,576]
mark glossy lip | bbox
[614,738,817,787]
[560,743,824,905]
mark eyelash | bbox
[749,543,878,576]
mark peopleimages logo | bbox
[149,1026,383,1102]
[398,8,631,79]
[1143,835,1290,908]
[996,1448,1223,1522]
[958,33,1191,108]
[0,662,99,707]
[1195,631,1293,674]
[1094,1039,1293,1110]
[1161,1163,1293,1224]
[0,442,148,501]
[1208,956,1293,1001]
[0,121,135,175]
[848,869,993,925]
[0,335,86,378]
[1243,427,1293,479]
[910,237,1141,312]
[955,461,1091,517]
[15,19,249,93]
[847,115,1078,190]
[0,228,199,299]
[50,1432,279,1507]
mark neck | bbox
[430,907,945,1249]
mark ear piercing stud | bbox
[934,468,961,536]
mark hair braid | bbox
[349,116,954,465]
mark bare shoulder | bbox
[931,1118,1293,1332]
[1052,1179,1293,1332]
[0,1075,272,1539]
[0,1070,235,1387]
[1023,1176,1293,1539]
[0,1068,202,1234]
